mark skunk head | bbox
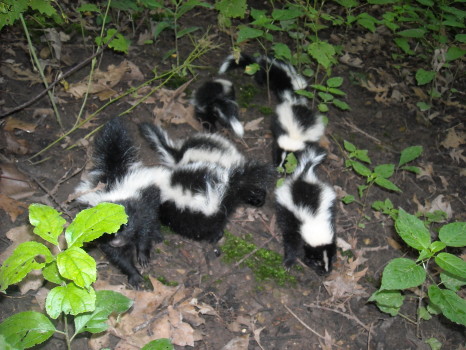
[303,242,337,275]
[232,161,276,207]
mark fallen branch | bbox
[283,303,326,340]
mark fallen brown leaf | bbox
[244,117,263,131]
[3,117,37,133]
[5,133,30,155]
[0,194,27,222]
[221,335,250,350]
[441,128,465,149]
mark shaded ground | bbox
[1,3,465,350]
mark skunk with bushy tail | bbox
[275,145,337,275]
[192,78,244,137]
[74,118,162,288]
[139,123,276,207]
[219,53,325,167]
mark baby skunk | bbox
[192,79,244,137]
[74,118,162,288]
[275,146,336,275]
[218,53,307,102]
[139,123,275,207]
[271,100,325,167]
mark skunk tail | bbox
[92,118,139,187]
[294,145,327,179]
[139,123,179,165]
[218,53,256,74]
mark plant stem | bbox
[19,14,63,129]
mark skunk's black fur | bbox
[139,123,275,207]
[275,146,337,275]
[271,100,325,167]
[192,79,244,137]
[75,118,162,288]
[218,53,307,102]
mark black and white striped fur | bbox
[74,118,162,288]
[272,100,325,167]
[275,146,337,275]
[192,79,244,137]
[218,53,307,103]
[139,123,275,207]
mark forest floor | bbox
[0,2,465,350]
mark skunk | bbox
[139,123,245,168]
[218,53,307,102]
[271,100,325,167]
[139,123,275,207]
[192,79,244,137]
[74,118,162,288]
[275,146,337,275]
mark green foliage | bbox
[221,232,296,286]
[0,203,133,349]
[276,152,298,187]
[141,338,175,350]
[0,0,57,30]
[370,209,466,327]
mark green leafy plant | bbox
[276,152,298,187]
[369,209,466,327]
[298,76,350,112]
[0,203,133,349]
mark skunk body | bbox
[275,146,336,275]
[218,53,307,102]
[140,123,275,207]
[192,79,244,137]
[75,119,162,288]
[272,101,325,167]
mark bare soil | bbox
[1,3,465,350]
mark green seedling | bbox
[369,209,466,328]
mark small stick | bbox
[283,303,326,340]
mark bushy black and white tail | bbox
[139,123,180,165]
[89,118,139,187]
[219,53,307,102]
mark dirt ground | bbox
[1,3,465,350]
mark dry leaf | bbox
[253,327,266,350]
[449,149,466,163]
[0,61,43,84]
[244,117,263,131]
[430,195,453,219]
[221,335,250,350]
[0,194,27,222]
[339,52,363,68]
[0,225,34,264]
[3,117,37,133]
[5,133,30,155]
[441,128,465,149]
[416,163,434,182]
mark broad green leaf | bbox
[416,0,434,5]
[353,149,371,163]
[284,153,298,174]
[276,178,285,188]
[272,8,301,21]
[440,271,466,291]
[394,37,413,55]
[395,208,431,250]
[455,34,466,43]
[307,41,336,70]
[425,338,442,350]
[381,258,426,290]
[398,146,424,166]
[429,241,446,253]
[333,0,360,8]
[42,261,65,285]
[318,91,334,102]
[368,289,404,316]
[418,306,432,321]
[176,26,200,39]
[374,177,402,192]
[374,164,394,178]
[401,165,420,174]
[357,184,368,198]
[142,338,175,350]
[57,247,96,288]
[416,101,430,111]
[327,76,343,88]
[0,0,28,31]
[65,202,127,248]
[318,103,329,113]
[177,0,212,18]
[273,43,292,61]
[29,0,56,16]
[350,160,372,177]
[236,25,264,43]
[29,203,65,246]
[415,69,435,86]
[333,98,351,110]
[0,241,53,291]
[418,249,434,261]
[356,12,378,32]
[245,63,260,75]
[295,89,315,99]
[46,283,96,319]
[342,195,355,204]
[439,222,466,247]
[435,252,466,278]
[428,285,466,326]
[328,87,346,96]
[397,28,426,38]
[77,3,101,12]
[74,290,133,334]
[0,311,55,348]
[446,46,466,61]
[343,140,356,152]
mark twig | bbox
[305,303,374,334]
[0,33,116,119]
[29,174,73,219]
[341,117,385,147]
[283,303,326,340]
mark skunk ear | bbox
[93,118,138,186]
